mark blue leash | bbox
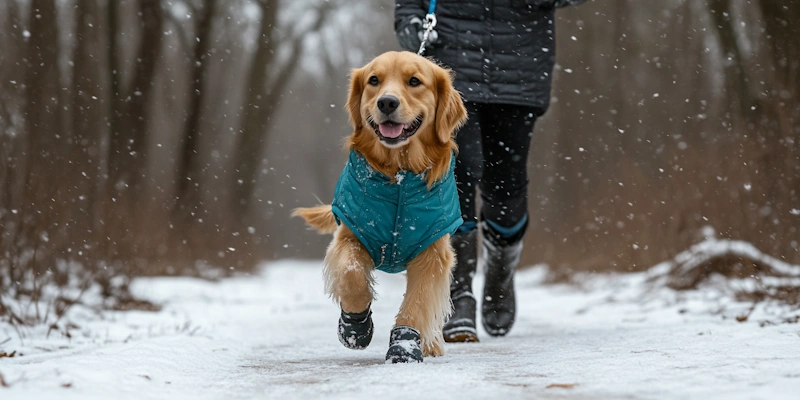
[428,0,436,14]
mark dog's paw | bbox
[338,307,374,350]
[385,326,423,363]
[422,337,445,357]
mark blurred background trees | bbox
[529,0,799,276]
[0,0,389,316]
[0,0,797,318]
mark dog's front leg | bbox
[324,226,376,313]
[323,226,378,350]
[395,235,455,357]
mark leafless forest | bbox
[1,0,798,320]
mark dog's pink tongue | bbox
[378,123,404,138]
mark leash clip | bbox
[417,13,438,55]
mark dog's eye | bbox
[408,77,421,87]
[368,76,380,86]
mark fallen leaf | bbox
[0,351,16,358]
[0,373,8,388]
[546,383,578,389]
[62,383,73,388]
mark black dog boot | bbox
[338,307,374,350]
[443,230,479,343]
[385,325,423,363]
[481,220,525,336]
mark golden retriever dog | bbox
[293,51,467,363]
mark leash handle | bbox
[417,13,437,55]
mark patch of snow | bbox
[649,238,800,281]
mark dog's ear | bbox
[346,67,365,130]
[434,66,468,145]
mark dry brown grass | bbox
[524,134,799,281]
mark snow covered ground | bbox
[2,260,799,399]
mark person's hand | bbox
[396,16,439,52]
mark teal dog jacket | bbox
[331,150,463,273]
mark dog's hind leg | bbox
[323,226,376,314]
[395,235,455,357]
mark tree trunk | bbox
[105,0,164,263]
[71,0,108,270]
[232,0,277,217]
[0,0,24,282]
[755,0,800,258]
[708,0,759,125]
[174,0,217,221]
[107,0,163,205]
[705,0,799,261]
[22,0,61,291]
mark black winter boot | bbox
[481,221,525,336]
[338,306,374,350]
[443,230,479,343]
[385,325,423,363]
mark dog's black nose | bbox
[377,95,399,115]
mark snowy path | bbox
[1,260,799,399]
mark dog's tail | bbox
[291,205,338,234]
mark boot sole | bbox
[444,332,480,343]
[443,328,479,343]
[482,324,511,337]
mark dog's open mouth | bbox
[367,115,422,144]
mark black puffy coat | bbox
[395,0,585,110]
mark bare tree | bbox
[752,0,800,258]
[19,0,61,311]
[174,0,217,221]
[0,0,25,290]
[708,0,757,123]
[70,0,109,271]
[103,0,165,266]
[232,0,333,217]
[108,0,164,209]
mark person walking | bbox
[395,0,587,342]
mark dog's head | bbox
[345,52,467,182]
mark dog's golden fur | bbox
[292,51,467,357]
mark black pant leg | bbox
[479,104,540,228]
[453,102,485,229]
